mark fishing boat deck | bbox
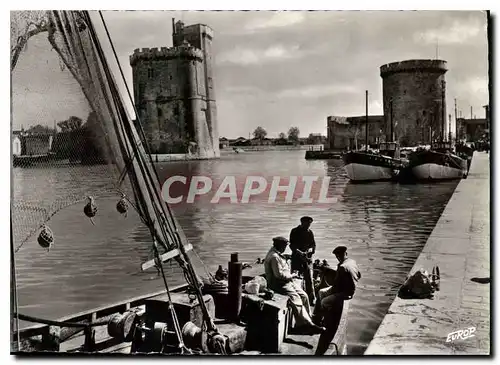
[56,308,348,356]
[17,287,349,356]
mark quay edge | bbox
[364,152,490,355]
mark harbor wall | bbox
[365,152,490,355]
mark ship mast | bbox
[390,97,394,142]
[441,79,446,142]
[365,90,369,151]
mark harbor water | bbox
[13,149,459,354]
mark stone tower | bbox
[380,59,448,146]
[130,19,219,159]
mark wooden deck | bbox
[56,301,349,356]
[13,269,350,356]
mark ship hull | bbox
[344,162,394,181]
[409,150,467,181]
[342,151,401,182]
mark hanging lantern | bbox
[38,225,54,251]
[84,196,97,225]
[116,194,128,217]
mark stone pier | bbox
[365,152,490,355]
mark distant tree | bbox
[348,122,361,150]
[253,126,267,140]
[288,127,300,144]
[279,132,286,140]
[57,116,83,132]
[307,133,314,144]
[26,124,55,134]
[306,133,325,145]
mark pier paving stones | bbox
[365,152,490,355]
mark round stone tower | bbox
[380,59,448,146]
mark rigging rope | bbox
[96,11,178,253]
[11,219,20,351]
[152,240,192,354]
[96,11,219,338]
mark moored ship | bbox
[343,142,407,182]
[408,141,467,181]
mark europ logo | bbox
[446,327,476,342]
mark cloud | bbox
[277,83,361,99]
[413,19,485,45]
[458,76,489,95]
[217,44,302,65]
[244,12,305,32]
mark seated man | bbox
[264,236,325,333]
[313,246,361,324]
[313,246,361,355]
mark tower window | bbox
[148,68,155,79]
[208,77,213,89]
[157,108,163,118]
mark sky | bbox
[11,10,489,139]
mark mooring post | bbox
[83,326,95,352]
[41,326,61,352]
[228,253,242,322]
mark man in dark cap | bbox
[312,246,361,354]
[313,246,361,322]
[264,236,324,333]
[289,216,316,304]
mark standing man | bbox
[313,246,361,355]
[290,216,316,304]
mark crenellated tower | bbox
[380,59,448,146]
[130,19,219,159]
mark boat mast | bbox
[448,114,452,143]
[390,97,394,142]
[365,90,368,151]
[441,79,446,142]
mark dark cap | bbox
[273,236,289,244]
[300,216,313,223]
[333,246,347,256]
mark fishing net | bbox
[11,11,211,328]
[12,10,138,253]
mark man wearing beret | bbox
[264,236,325,334]
[289,216,316,304]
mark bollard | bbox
[228,252,242,321]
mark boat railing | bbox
[308,145,324,151]
[12,284,186,352]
